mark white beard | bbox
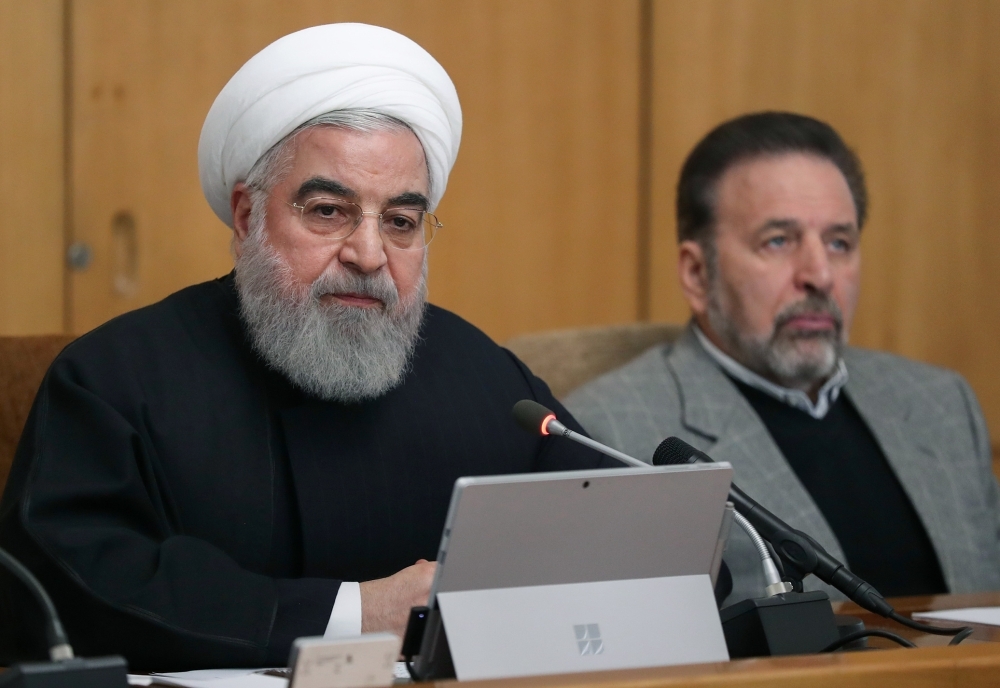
[234,218,426,403]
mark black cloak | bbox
[0,274,612,670]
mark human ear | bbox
[230,183,254,258]
[678,239,711,316]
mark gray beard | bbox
[234,224,426,403]
[706,288,844,390]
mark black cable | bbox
[0,546,71,654]
[653,440,981,652]
[821,628,916,652]
[404,656,420,682]
[948,627,975,646]
[764,540,784,577]
[888,610,972,639]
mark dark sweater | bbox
[730,378,947,598]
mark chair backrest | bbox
[0,335,76,496]
[505,322,683,400]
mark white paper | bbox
[127,660,410,687]
[128,669,287,687]
[912,606,1000,626]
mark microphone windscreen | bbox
[512,399,554,435]
[652,437,700,466]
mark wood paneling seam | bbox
[636,0,653,322]
[61,0,72,334]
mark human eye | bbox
[300,198,355,235]
[307,198,347,219]
[382,209,421,234]
[827,230,858,253]
[762,233,789,250]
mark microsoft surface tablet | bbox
[429,462,733,598]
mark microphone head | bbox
[512,399,556,435]
[652,437,705,466]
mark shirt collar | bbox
[692,324,848,420]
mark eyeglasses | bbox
[286,197,442,250]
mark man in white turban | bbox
[0,24,611,670]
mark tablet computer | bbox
[417,462,734,680]
[430,462,733,598]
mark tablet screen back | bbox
[431,462,732,596]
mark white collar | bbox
[692,324,848,420]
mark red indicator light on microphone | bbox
[540,414,556,435]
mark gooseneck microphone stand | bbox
[0,548,73,662]
[653,437,974,652]
[0,546,128,687]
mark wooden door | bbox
[0,0,65,335]
[67,0,642,342]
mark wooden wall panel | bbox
[0,0,65,335]
[647,0,1000,437]
[68,0,641,342]
[20,0,999,436]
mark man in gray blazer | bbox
[566,112,1000,605]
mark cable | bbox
[764,539,785,578]
[948,627,975,646]
[404,657,421,682]
[651,438,980,653]
[0,546,74,660]
[821,628,916,652]
[888,610,972,639]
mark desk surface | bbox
[834,590,1000,644]
[4,593,997,687]
[440,592,1000,688]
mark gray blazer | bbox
[565,325,1000,604]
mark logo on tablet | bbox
[574,624,604,655]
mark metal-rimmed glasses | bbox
[287,197,442,250]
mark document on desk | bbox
[127,670,286,687]
[128,663,411,686]
[913,607,1000,626]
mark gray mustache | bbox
[310,270,399,308]
[774,294,843,332]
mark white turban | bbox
[198,23,462,227]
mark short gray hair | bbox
[244,110,426,203]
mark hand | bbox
[360,559,436,638]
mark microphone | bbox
[653,437,894,616]
[0,547,72,661]
[511,400,648,468]
[0,547,128,686]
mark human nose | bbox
[795,234,833,293]
[337,214,388,274]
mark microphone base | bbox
[720,591,839,658]
[0,656,128,688]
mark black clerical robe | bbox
[0,274,610,670]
